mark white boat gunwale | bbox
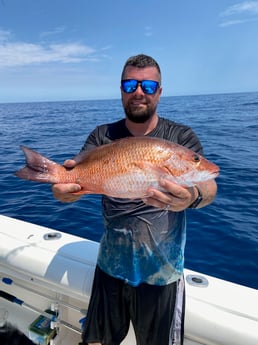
[1,215,257,345]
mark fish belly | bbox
[101,168,165,199]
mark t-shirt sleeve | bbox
[177,126,204,155]
[80,125,107,152]
[162,120,203,155]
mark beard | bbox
[124,102,157,123]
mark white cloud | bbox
[0,29,12,42]
[40,26,66,38]
[221,1,258,16]
[219,1,258,26]
[144,26,153,37]
[0,40,96,67]
[219,17,258,27]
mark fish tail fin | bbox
[15,145,62,184]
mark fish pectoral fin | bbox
[162,164,176,176]
[134,161,171,176]
[71,189,93,195]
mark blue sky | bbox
[0,0,258,103]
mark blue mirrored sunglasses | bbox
[121,79,160,95]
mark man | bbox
[52,54,217,345]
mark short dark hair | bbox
[121,54,161,81]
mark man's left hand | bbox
[142,179,198,212]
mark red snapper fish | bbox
[15,137,219,199]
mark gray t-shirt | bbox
[81,117,203,286]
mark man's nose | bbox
[134,83,144,95]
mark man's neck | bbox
[125,114,159,137]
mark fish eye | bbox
[192,154,200,163]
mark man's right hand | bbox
[52,159,82,203]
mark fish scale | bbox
[15,136,219,199]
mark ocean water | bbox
[1,92,257,289]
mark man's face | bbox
[121,66,162,123]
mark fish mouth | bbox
[203,170,220,180]
[211,168,220,178]
[207,170,220,180]
[175,169,220,186]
